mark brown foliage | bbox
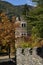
[0,12,16,47]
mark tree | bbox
[22,4,29,17]
[0,12,16,57]
[28,5,43,47]
[22,4,32,36]
[22,2,43,47]
[29,6,43,37]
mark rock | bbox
[16,48,43,65]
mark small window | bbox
[24,24,26,27]
[22,33,23,36]
[22,23,26,27]
[22,33,26,36]
[24,33,26,35]
[22,24,23,27]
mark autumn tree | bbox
[0,12,16,55]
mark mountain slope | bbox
[0,1,33,17]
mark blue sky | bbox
[2,0,35,6]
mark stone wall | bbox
[16,48,43,65]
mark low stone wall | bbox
[16,48,43,65]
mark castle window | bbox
[22,23,26,27]
[22,33,26,36]
[22,24,24,27]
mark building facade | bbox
[15,17,27,38]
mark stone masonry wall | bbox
[16,48,43,65]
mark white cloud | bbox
[26,0,33,5]
[26,0,36,6]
